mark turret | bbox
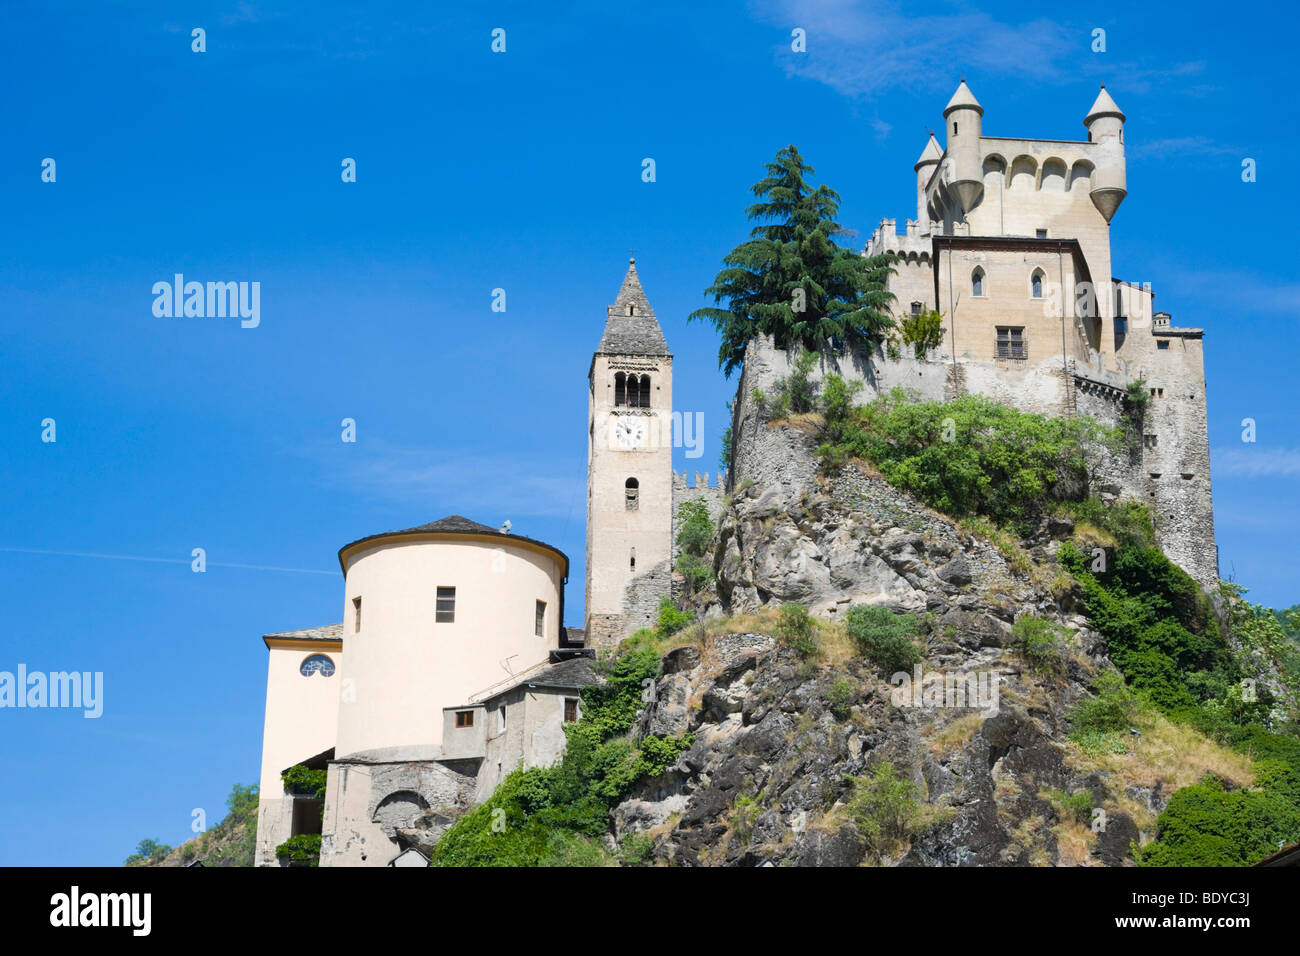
[943,79,984,214]
[1084,83,1127,222]
[913,133,942,232]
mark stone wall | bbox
[730,334,1217,591]
[319,751,478,867]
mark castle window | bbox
[630,547,636,571]
[971,268,985,297]
[353,596,362,633]
[614,372,627,407]
[996,326,1026,359]
[627,303,636,316]
[1157,340,1169,350]
[1144,434,1158,449]
[1031,270,1044,299]
[564,698,580,723]
[910,301,922,316]
[1036,228,1047,238]
[625,477,639,511]
[455,710,474,728]
[953,122,958,135]
[436,586,456,623]
[498,705,507,733]
[535,600,546,637]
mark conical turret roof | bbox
[1085,83,1125,124]
[943,79,983,116]
[914,133,943,169]
[595,258,669,357]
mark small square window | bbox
[564,698,579,724]
[535,600,546,637]
[1157,340,1169,350]
[436,586,456,623]
[996,327,1026,360]
[455,710,474,728]
[1036,228,1047,238]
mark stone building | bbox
[254,516,595,867]
[731,80,1215,588]
[254,81,1216,866]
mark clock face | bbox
[613,418,646,450]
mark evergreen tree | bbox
[690,145,896,375]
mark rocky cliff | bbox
[610,450,1250,866]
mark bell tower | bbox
[584,259,673,649]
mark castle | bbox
[253,81,1215,866]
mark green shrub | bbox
[617,832,654,866]
[815,387,1118,529]
[898,309,945,359]
[655,596,693,636]
[281,764,327,799]
[846,762,922,859]
[827,679,853,720]
[1135,772,1300,867]
[844,604,923,674]
[771,348,819,415]
[432,649,692,867]
[1048,789,1095,825]
[1013,614,1064,670]
[774,603,817,656]
[675,500,715,558]
[124,838,172,866]
[1071,670,1144,735]
[274,833,322,866]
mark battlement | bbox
[672,469,726,491]
[866,218,970,258]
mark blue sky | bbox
[0,0,1295,865]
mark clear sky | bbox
[1,1,1295,865]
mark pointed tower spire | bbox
[913,132,943,169]
[1085,83,1126,124]
[943,78,983,117]
[596,258,669,356]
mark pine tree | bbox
[689,145,896,376]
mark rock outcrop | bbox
[615,464,1156,866]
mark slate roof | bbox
[595,259,670,358]
[473,655,604,703]
[338,514,568,574]
[263,622,344,643]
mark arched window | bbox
[1031,270,1044,299]
[614,371,626,407]
[971,268,985,297]
[300,654,336,677]
[627,303,635,316]
[639,374,651,409]
[625,477,639,511]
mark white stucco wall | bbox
[333,534,565,758]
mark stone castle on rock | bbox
[253,81,1215,866]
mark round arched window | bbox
[300,654,336,677]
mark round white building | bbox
[333,514,570,760]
